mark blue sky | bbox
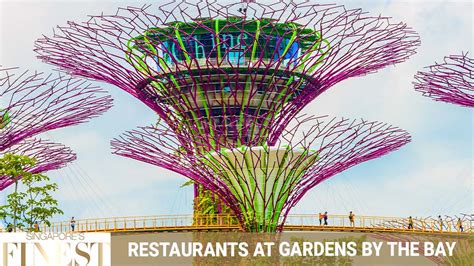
[0,0,472,222]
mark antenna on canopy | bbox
[238,0,255,15]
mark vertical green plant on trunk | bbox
[0,109,10,129]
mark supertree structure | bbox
[414,53,473,107]
[0,139,75,190]
[112,115,411,231]
[0,68,113,190]
[35,1,418,230]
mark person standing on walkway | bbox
[318,212,324,226]
[33,221,39,232]
[408,216,414,229]
[456,218,464,232]
[70,217,76,232]
[349,211,355,227]
[323,212,328,226]
[438,215,443,231]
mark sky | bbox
[0,0,472,223]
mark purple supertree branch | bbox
[112,115,410,231]
[110,122,244,220]
[279,118,410,227]
[0,138,76,190]
[414,53,473,107]
[111,124,194,176]
[0,68,113,150]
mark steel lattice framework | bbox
[0,68,113,190]
[112,115,411,231]
[34,1,418,231]
[35,1,419,149]
[414,53,473,107]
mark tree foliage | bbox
[0,153,63,231]
[0,153,36,179]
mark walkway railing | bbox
[38,214,473,234]
[283,214,473,234]
[43,214,239,233]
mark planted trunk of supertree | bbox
[112,115,411,232]
[202,145,319,232]
[35,1,419,224]
[414,53,473,107]
[193,187,235,225]
[0,68,113,190]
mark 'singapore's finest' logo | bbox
[0,233,111,266]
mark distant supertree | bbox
[0,139,75,189]
[414,53,473,107]
[112,115,411,231]
[0,68,113,190]
[35,1,418,231]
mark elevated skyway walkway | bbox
[39,214,472,235]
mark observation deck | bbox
[128,17,326,109]
[126,18,326,149]
[127,17,327,75]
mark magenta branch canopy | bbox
[0,68,113,190]
[35,1,420,148]
[414,53,473,107]
[34,1,418,231]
